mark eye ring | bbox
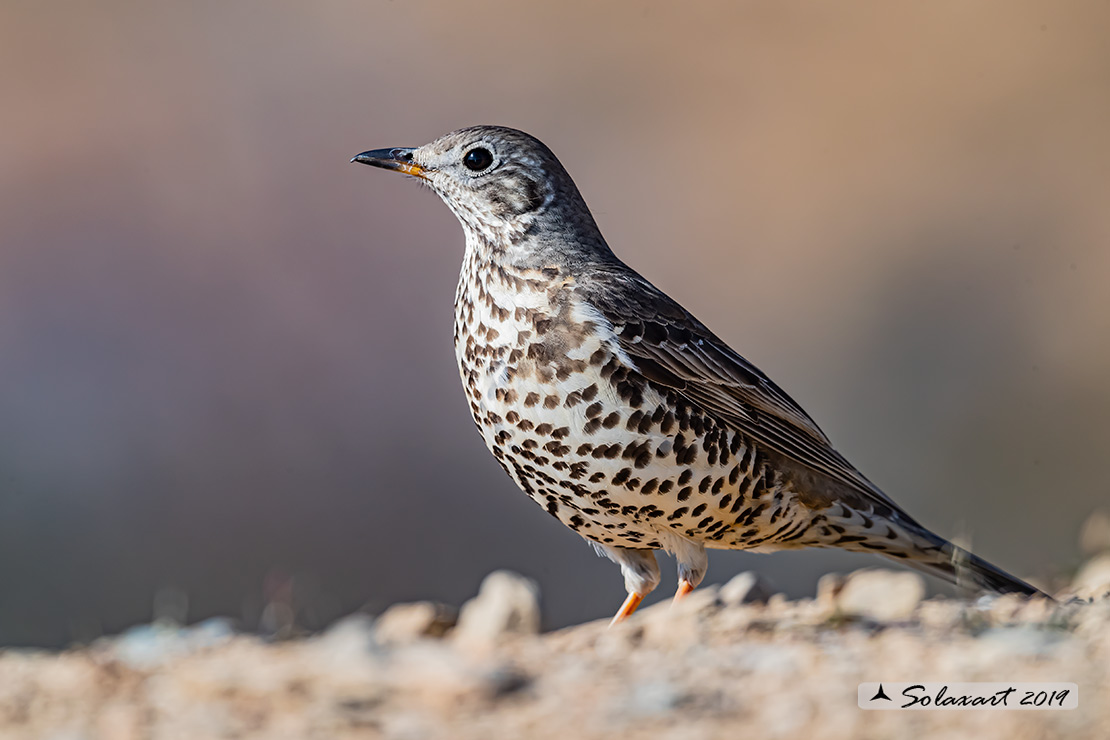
[463,147,494,172]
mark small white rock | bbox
[719,571,776,606]
[1071,553,1110,599]
[835,569,925,621]
[375,602,457,644]
[314,613,376,660]
[453,571,540,648]
[814,573,846,617]
[105,618,235,670]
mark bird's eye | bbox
[463,147,494,172]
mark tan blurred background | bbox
[0,0,1107,647]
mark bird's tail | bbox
[890,525,1048,597]
[814,501,1049,597]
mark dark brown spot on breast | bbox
[544,441,570,456]
[625,410,644,432]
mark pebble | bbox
[105,617,236,670]
[1071,553,1110,599]
[834,569,925,621]
[719,571,776,606]
[453,570,540,648]
[375,601,458,644]
[311,612,376,663]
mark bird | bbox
[351,125,1047,624]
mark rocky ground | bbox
[1,556,1108,740]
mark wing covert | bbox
[581,266,899,509]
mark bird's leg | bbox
[672,541,708,605]
[609,592,644,626]
[596,545,660,627]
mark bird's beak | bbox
[350,147,426,178]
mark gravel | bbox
[0,565,1106,740]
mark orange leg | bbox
[609,592,644,627]
[673,578,695,603]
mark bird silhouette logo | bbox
[870,684,893,702]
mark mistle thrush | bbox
[352,126,1045,622]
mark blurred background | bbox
[1,0,1107,647]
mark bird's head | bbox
[352,125,611,264]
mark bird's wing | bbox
[582,266,901,511]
